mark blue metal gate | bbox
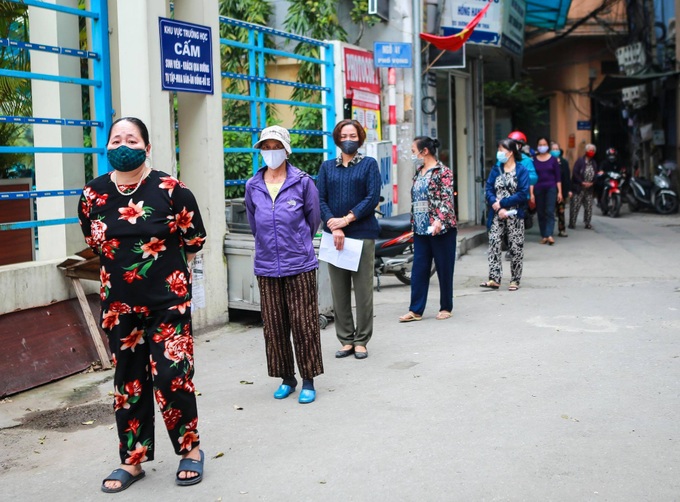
[219,17,336,184]
[0,0,112,232]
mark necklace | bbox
[112,167,150,196]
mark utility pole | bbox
[413,0,422,136]
[676,0,680,168]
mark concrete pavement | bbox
[1,209,679,501]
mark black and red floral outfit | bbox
[78,169,206,466]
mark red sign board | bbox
[343,47,380,98]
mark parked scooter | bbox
[626,161,679,215]
[599,170,623,218]
[374,213,434,291]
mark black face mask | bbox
[339,140,360,155]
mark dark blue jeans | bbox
[535,186,557,238]
[409,229,457,315]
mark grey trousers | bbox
[327,239,374,347]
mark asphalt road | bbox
[1,208,679,502]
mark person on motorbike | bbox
[595,148,625,202]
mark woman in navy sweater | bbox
[317,119,381,360]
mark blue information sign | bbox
[577,121,591,130]
[159,17,213,94]
[374,42,413,68]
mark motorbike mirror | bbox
[661,160,677,171]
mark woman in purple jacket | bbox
[245,126,323,404]
[531,136,563,245]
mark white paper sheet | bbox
[318,231,364,272]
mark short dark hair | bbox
[413,136,441,156]
[498,138,522,163]
[108,117,150,146]
[332,119,366,147]
[536,136,550,146]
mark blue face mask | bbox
[496,151,509,164]
[550,150,561,158]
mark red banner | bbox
[420,0,492,52]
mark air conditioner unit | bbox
[621,85,648,109]
[616,42,646,75]
[368,0,389,21]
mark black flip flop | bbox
[176,449,205,486]
[101,468,145,493]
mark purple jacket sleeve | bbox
[303,176,321,238]
[244,181,257,237]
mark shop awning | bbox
[594,70,680,94]
[525,0,572,31]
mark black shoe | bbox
[354,350,368,360]
[335,347,355,358]
[567,224,575,230]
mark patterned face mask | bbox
[107,146,147,172]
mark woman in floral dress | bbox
[78,117,207,493]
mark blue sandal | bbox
[176,449,204,486]
[101,468,145,493]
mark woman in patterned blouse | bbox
[399,136,457,322]
[78,117,207,493]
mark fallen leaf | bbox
[240,380,254,385]
[234,405,243,411]
[239,491,248,495]
[195,391,202,396]
[319,481,327,484]
[212,452,224,459]
[81,420,95,425]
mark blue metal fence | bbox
[0,0,112,232]
[219,17,336,185]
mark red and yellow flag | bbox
[420,1,493,52]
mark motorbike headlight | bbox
[655,176,669,188]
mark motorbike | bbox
[625,162,679,215]
[374,213,435,291]
[599,170,623,218]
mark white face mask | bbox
[261,149,287,169]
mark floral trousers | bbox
[569,189,594,227]
[488,214,525,284]
[103,306,200,465]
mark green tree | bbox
[0,3,32,178]
[219,0,276,197]
[348,0,381,45]
[283,0,347,175]
[484,79,547,130]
